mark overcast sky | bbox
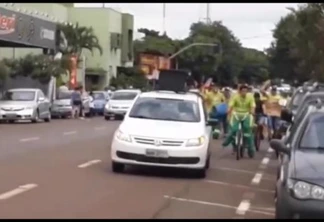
[75,3,299,51]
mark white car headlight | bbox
[105,103,110,109]
[289,179,324,200]
[186,136,205,147]
[115,130,132,143]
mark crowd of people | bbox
[197,81,290,158]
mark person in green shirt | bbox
[222,84,256,158]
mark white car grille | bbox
[133,136,184,147]
[1,107,24,111]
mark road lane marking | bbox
[19,137,40,142]
[251,173,263,185]
[236,200,250,215]
[63,131,77,136]
[94,126,106,130]
[210,167,274,180]
[251,206,275,212]
[261,157,270,166]
[78,159,102,168]
[204,180,274,193]
[164,195,274,216]
[0,184,38,200]
[267,147,274,153]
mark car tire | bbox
[194,168,206,178]
[112,161,125,173]
[31,111,39,123]
[105,116,110,121]
[44,111,51,122]
[206,154,210,169]
[8,120,15,123]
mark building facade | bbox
[0,3,134,89]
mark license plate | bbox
[5,113,16,117]
[145,149,169,158]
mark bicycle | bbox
[232,112,252,160]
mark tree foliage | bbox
[268,3,324,83]
[59,23,103,58]
[2,54,66,84]
[133,21,269,86]
[110,67,147,89]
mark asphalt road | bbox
[0,118,277,219]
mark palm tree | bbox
[59,22,103,58]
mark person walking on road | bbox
[71,86,82,119]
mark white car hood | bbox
[109,100,133,107]
[119,118,204,139]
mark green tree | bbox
[177,21,243,86]
[239,48,269,84]
[268,3,324,82]
[59,23,103,57]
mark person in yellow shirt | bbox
[262,86,283,139]
[222,84,256,158]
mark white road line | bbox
[251,206,275,212]
[267,147,274,153]
[63,131,77,136]
[19,137,40,142]
[251,173,263,185]
[78,159,102,168]
[210,167,274,180]
[204,180,274,193]
[236,200,251,215]
[0,184,38,200]
[94,126,106,130]
[261,157,270,166]
[164,196,274,216]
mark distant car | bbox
[0,88,51,123]
[51,90,91,118]
[91,91,109,115]
[110,90,212,178]
[271,101,324,219]
[104,89,141,120]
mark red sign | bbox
[0,13,15,35]
[69,56,78,89]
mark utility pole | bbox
[162,3,166,35]
[206,3,211,24]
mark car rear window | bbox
[111,92,138,100]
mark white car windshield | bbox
[300,114,324,149]
[129,97,200,122]
[1,91,36,101]
[111,92,138,100]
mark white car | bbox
[110,91,212,178]
[104,89,141,120]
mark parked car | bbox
[51,90,91,118]
[0,88,51,123]
[91,91,109,115]
[271,101,324,218]
[104,89,141,120]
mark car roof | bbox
[139,91,200,102]
[114,89,141,93]
[8,88,39,92]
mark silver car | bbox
[104,89,140,120]
[51,90,91,118]
[0,88,51,123]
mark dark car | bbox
[271,102,324,219]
